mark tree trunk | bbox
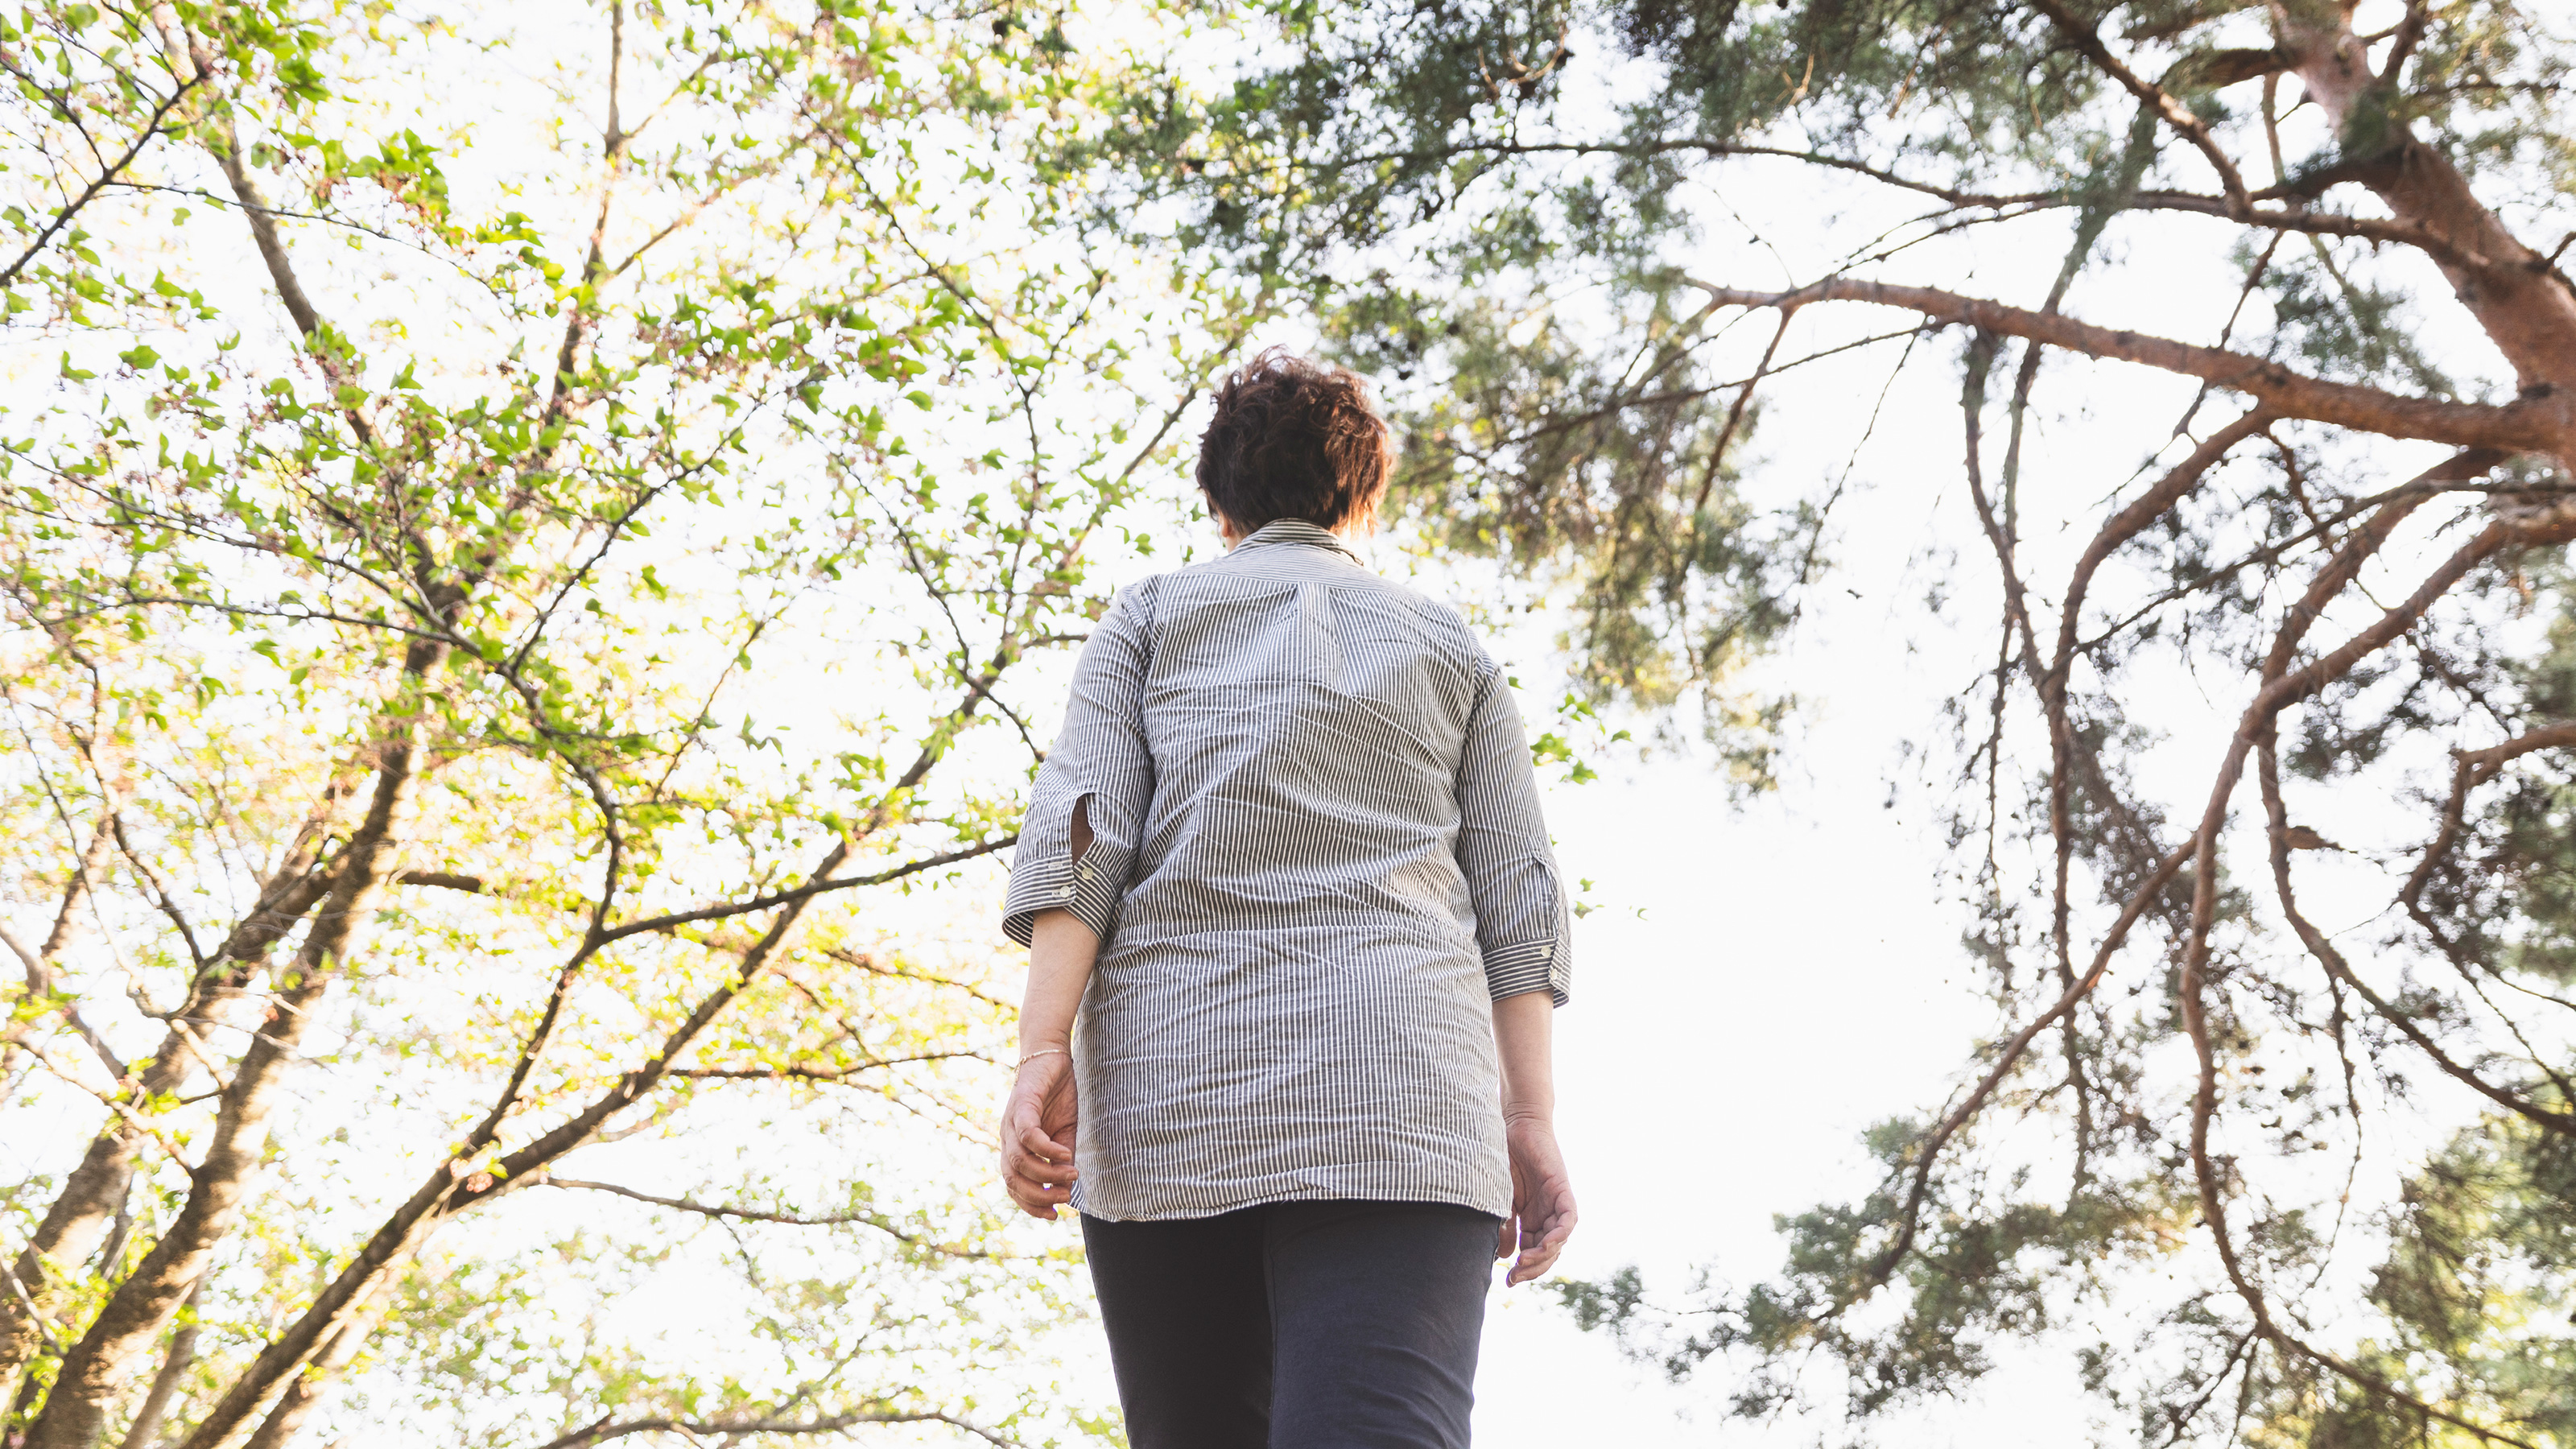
[21,969,331,1449]
[19,637,441,1449]
[0,857,341,1407]
[0,1132,130,1413]
[0,815,130,1406]
[2274,2,2576,418]
[115,1280,204,1449]
[233,1286,396,1449]
[172,835,857,1449]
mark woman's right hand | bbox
[999,1050,1080,1220]
[1500,1110,1577,1285]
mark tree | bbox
[0,2,1236,1444]
[1122,0,2576,1439]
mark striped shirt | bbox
[1002,518,1571,1222]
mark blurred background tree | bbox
[1111,0,2576,1441]
[0,2,1249,1445]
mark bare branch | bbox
[538,1178,993,1258]
[1692,309,1791,517]
[2023,0,2252,213]
[0,73,200,290]
[114,1280,204,1449]
[2261,744,2576,1131]
[2125,190,2492,273]
[528,1408,1018,1449]
[2164,480,2576,1449]
[2400,721,2576,1017]
[671,1050,989,1085]
[595,836,1016,944]
[1864,843,2192,1286]
[1687,277,2570,456]
[394,870,485,894]
[1309,137,2064,210]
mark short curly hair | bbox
[1195,349,1394,536]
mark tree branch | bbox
[2165,482,2576,1449]
[537,1178,993,1258]
[1863,842,2193,1286]
[2122,190,2488,272]
[27,632,445,1449]
[1687,277,2571,456]
[594,836,1016,944]
[529,1408,1016,1449]
[0,73,199,290]
[2023,0,2252,213]
[394,870,485,893]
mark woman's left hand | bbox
[1498,1111,1577,1285]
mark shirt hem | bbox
[1073,1180,1511,1224]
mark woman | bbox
[997,350,1576,1449]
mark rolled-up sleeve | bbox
[1453,665,1573,1005]
[1002,578,1159,947]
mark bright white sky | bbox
[848,0,2535,1424]
[11,0,2544,1440]
[1187,35,2518,1430]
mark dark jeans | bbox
[1080,1199,1501,1449]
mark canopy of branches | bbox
[0,2,1252,1446]
[12,0,2576,1446]
[1100,0,2576,1442]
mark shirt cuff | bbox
[1484,938,1567,1006]
[1001,852,1120,947]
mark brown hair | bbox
[1194,349,1395,536]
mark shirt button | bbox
[1079,867,1096,881]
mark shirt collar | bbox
[1234,518,1364,563]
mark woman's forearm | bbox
[1491,990,1555,1123]
[1018,908,1100,1055]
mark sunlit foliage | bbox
[0,2,1242,1445]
